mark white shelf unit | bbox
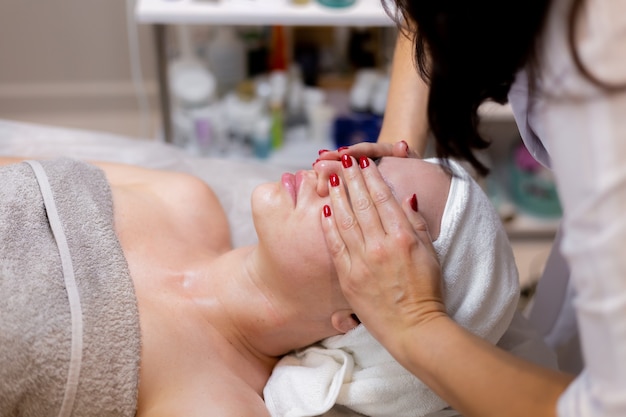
[135,0,513,140]
[135,0,395,26]
[135,0,401,145]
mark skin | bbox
[0,155,451,416]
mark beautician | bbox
[318,0,626,416]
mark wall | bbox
[0,0,159,138]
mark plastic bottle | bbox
[252,115,272,159]
[268,71,288,149]
[268,26,288,72]
[206,27,247,97]
[169,26,216,150]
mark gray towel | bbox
[0,158,141,417]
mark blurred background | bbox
[0,0,159,138]
[0,0,558,295]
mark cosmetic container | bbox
[206,27,247,97]
[316,0,356,7]
[252,115,272,159]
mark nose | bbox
[313,160,343,197]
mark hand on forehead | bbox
[314,156,392,199]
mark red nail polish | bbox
[401,140,409,155]
[312,158,320,167]
[329,173,340,187]
[411,194,418,212]
[359,156,369,169]
[323,204,332,217]
[337,146,349,152]
[341,154,353,168]
[318,149,330,155]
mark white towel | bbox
[264,159,520,417]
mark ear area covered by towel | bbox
[264,159,521,417]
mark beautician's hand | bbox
[314,140,418,196]
[321,155,447,353]
[317,140,418,163]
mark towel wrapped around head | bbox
[263,159,521,417]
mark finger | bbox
[391,140,416,158]
[320,204,352,278]
[357,156,415,234]
[316,148,341,162]
[317,142,396,161]
[344,142,395,159]
[401,194,435,249]
[314,160,342,197]
[316,145,350,162]
[326,169,371,253]
[335,155,387,240]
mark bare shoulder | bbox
[94,161,221,209]
[96,161,232,253]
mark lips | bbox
[281,172,297,204]
[281,171,306,205]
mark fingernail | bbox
[312,158,320,167]
[318,149,329,155]
[323,204,332,217]
[341,154,353,168]
[329,173,340,187]
[411,193,418,212]
[337,146,349,152]
[359,156,369,169]
[401,141,411,156]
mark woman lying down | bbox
[0,155,555,417]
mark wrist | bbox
[390,312,455,373]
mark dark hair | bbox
[384,0,575,176]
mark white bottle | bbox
[206,27,247,97]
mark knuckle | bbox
[412,217,429,233]
[367,241,388,262]
[326,238,346,257]
[394,229,416,246]
[353,196,372,212]
[371,188,392,206]
[339,214,357,231]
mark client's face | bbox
[250,157,430,304]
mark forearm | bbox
[392,316,574,417]
[377,32,430,156]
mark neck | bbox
[186,245,336,370]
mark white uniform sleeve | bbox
[537,0,626,415]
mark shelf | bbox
[135,0,395,26]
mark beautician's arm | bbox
[318,31,429,164]
[391,316,573,417]
[315,32,429,194]
[321,159,574,417]
[377,30,430,155]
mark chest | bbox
[135,302,272,416]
